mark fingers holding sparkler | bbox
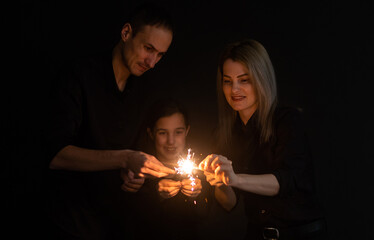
[199,154,238,186]
[181,178,202,197]
[125,150,175,178]
[199,154,222,172]
[139,154,175,178]
[204,171,224,187]
[158,179,182,199]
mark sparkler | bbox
[175,148,197,192]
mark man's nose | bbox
[145,53,158,69]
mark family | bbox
[44,3,327,240]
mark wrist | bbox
[229,173,240,188]
[118,149,134,169]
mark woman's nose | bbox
[232,81,240,93]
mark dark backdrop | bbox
[3,0,374,239]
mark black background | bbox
[3,0,374,238]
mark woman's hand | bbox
[181,178,202,198]
[203,171,224,187]
[158,179,181,199]
[199,154,238,186]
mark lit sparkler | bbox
[175,148,197,192]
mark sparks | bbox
[175,148,196,175]
[175,148,198,204]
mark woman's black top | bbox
[219,107,325,229]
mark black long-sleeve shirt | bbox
[219,107,324,228]
[128,170,213,240]
[44,53,148,239]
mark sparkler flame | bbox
[175,148,196,175]
[175,148,198,198]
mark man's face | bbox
[123,25,173,76]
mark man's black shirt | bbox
[44,53,147,239]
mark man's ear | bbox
[147,128,154,140]
[121,23,132,41]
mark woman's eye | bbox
[157,131,166,135]
[176,131,184,135]
[240,79,249,83]
[223,79,232,84]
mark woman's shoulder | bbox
[274,105,303,122]
[275,105,302,117]
[273,105,306,133]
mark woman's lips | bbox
[231,96,245,101]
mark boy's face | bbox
[149,113,189,164]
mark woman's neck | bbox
[239,106,257,125]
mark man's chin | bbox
[130,67,148,76]
[132,71,145,77]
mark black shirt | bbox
[44,53,147,239]
[219,107,324,229]
[129,170,213,240]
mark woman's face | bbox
[222,59,258,122]
[150,113,189,163]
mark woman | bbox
[199,39,327,239]
[124,97,213,240]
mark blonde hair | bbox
[216,39,277,146]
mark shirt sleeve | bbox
[270,108,316,198]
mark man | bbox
[44,3,175,239]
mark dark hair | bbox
[132,97,189,154]
[146,97,189,131]
[127,2,174,37]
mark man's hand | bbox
[125,150,175,178]
[121,169,145,193]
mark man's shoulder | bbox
[71,53,111,72]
